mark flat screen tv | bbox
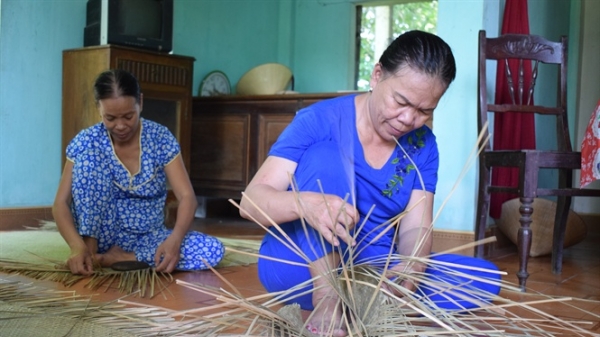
[84,0,173,53]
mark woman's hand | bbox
[160,155,195,273]
[154,235,183,273]
[54,161,96,276]
[241,156,359,246]
[382,190,434,296]
[299,192,359,247]
[66,242,95,276]
[382,261,426,296]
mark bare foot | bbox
[304,290,347,337]
[95,246,136,268]
[304,253,347,336]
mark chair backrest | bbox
[478,30,570,152]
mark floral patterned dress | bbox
[66,118,224,270]
[581,100,600,188]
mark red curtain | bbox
[489,0,537,219]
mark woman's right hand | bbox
[298,192,359,247]
[240,156,359,247]
[66,242,95,275]
[54,161,95,276]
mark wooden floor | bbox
[1,214,599,334]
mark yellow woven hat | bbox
[236,63,293,95]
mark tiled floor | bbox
[484,214,600,333]
[490,215,599,298]
[1,214,598,334]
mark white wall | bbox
[292,0,357,92]
[174,1,284,95]
[0,0,85,206]
[431,0,495,231]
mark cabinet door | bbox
[256,113,295,168]
[62,46,194,170]
[142,90,192,171]
[190,111,251,198]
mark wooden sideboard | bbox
[62,45,195,170]
[190,93,347,199]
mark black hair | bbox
[379,30,456,87]
[93,69,141,104]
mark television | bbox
[84,0,173,53]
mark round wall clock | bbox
[199,70,231,96]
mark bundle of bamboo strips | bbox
[154,199,599,336]
[0,258,173,298]
[0,278,185,336]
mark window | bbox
[356,1,438,90]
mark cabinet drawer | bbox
[190,113,251,198]
[191,92,347,198]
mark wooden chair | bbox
[474,30,600,290]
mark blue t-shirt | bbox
[269,94,439,244]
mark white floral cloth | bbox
[66,118,224,270]
[581,100,600,188]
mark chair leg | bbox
[475,164,491,258]
[552,196,571,274]
[517,197,534,290]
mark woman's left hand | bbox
[382,261,426,296]
[154,235,182,273]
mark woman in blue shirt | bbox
[53,69,224,275]
[240,31,500,336]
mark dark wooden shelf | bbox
[190,92,347,198]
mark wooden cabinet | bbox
[61,45,195,170]
[190,93,344,199]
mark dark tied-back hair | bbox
[379,30,456,87]
[93,69,141,104]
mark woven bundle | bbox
[497,198,587,256]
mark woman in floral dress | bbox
[53,69,224,275]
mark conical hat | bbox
[236,63,293,95]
